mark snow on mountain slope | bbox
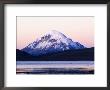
[22,30,85,56]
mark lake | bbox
[16,61,94,74]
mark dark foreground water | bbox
[16,61,94,74]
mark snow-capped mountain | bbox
[22,30,85,56]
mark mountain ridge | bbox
[16,47,94,61]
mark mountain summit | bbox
[22,30,85,56]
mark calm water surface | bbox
[16,61,94,74]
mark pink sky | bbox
[17,16,94,49]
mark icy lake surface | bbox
[16,61,94,74]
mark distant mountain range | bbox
[17,30,94,61]
[17,47,94,61]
